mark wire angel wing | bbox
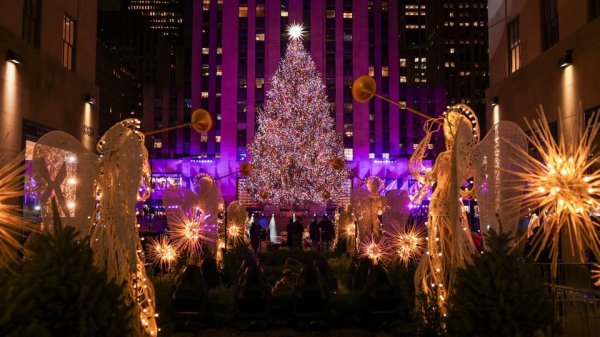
[471,121,528,241]
[32,131,98,235]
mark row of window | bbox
[22,0,76,71]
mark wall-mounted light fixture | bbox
[6,49,23,65]
[490,96,499,107]
[557,49,573,68]
[85,94,96,105]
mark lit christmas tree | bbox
[246,24,347,205]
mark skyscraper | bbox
[139,0,489,204]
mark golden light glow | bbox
[134,257,158,336]
[507,110,600,276]
[389,224,425,267]
[169,208,211,257]
[0,156,35,268]
[286,23,306,40]
[359,235,390,265]
[147,235,177,271]
[226,223,246,247]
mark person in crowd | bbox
[309,217,320,251]
[319,215,334,252]
[250,220,261,255]
[286,218,294,250]
[293,216,304,250]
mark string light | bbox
[246,26,347,205]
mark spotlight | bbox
[557,49,573,68]
[6,49,23,65]
[490,96,499,107]
[85,94,96,105]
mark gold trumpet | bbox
[352,75,437,122]
[144,108,213,136]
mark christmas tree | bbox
[246,24,347,205]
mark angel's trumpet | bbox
[352,75,438,122]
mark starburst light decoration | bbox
[147,235,177,271]
[507,110,600,276]
[0,156,34,268]
[246,23,347,205]
[388,223,425,267]
[359,234,390,265]
[169,207,211,258]
[287,23,306,40]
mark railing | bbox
[545,283,600,337]
[534,263,600,337]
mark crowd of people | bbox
[286,216,334,252]
[247,216,335,255]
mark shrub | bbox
[447,229,552,337]
[0,207,133,337]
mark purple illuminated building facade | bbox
[148,0,455,204]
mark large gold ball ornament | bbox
[331,157,345,170]
[260,191,269,200]
[322,191,331,200]
[240,162,253,177]
[352,75,376,103]
[191,109,213,133]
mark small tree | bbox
[447,228,552,337]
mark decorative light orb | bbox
[331,157,345,170]
[191,108,213,133]
[240,162,253,177]
[287,23,306,40]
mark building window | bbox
[591,0,600,21]
[22,0,40,46]
[256,33,265,41]
[62,14,76,70]
[343,12,352,19]
[239,5,248,17]
[508,17,521,73]
[344,148,353,161]
[256,4,265,17]
[541,0,559,50]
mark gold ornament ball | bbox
[322,191,331,200]
[191,109,213,133]
[331,157,345,170]
[240,162,253,177]
[260,191,269,200]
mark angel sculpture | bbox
[32,119,158,336]
[161,174,222,257]
[350,176,386,241]
[410,104,528,312]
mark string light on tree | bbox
[246,23,347,205]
